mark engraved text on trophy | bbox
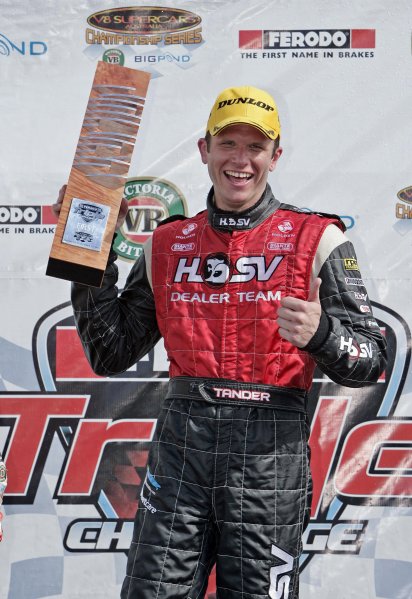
[73,84,145,190]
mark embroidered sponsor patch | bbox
[344,258,359,271]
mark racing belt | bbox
[166,376,307,413]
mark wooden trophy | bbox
[46,61,150,287]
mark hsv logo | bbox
[203,254,231,285]
[354,292,367,301]
[214,215,251,229]
[269,544,293,598]
[339,336,373,358]
[174,253,284,287]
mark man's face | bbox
[198,124,282,213]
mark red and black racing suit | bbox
[71,185,387,599]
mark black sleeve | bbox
[303,240,387,387]
[71,247,161,376]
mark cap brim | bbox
[208,116,279,140]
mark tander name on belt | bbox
[213,387,271,402]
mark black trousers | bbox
[121,395,311,599]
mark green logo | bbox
[113,177,188,261]
[102,48,125,66]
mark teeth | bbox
[225,171,252,179]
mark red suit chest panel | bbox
[151,209,336,389]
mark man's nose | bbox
[233,146,248,164]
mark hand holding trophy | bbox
[47,62,150,287]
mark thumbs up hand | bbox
[277,278,322,348]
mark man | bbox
[60,86,387,598]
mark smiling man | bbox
[66,85,387,598]
[199,88,283,213]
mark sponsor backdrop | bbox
[1,1,411,597]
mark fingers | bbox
[279,296,303,311]
[52,184,67,218]
[58,184,67,201]
[276,280,322,348]
[52,186,128,230]
[277,314,301,330]
[116,197,128,229]
[277,326,304,348]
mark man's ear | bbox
[269,146,283,172]
[198,138,208,164]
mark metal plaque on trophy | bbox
[46,61,150,287]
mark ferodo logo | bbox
[0,206,41,224]
[86,7,203,46]
[240,29,375,50]
[0,205,57,234]
[113,177,187,261]
[395,185,412,219]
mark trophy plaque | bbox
[46,61,150,287]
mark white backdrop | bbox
[1,1,412,598]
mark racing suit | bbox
[71,185,387,599]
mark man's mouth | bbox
[224,170,253,182]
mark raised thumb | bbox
[308,277,322,303]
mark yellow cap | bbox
[206,85,281,140]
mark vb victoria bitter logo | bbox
[113,177,187,260]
